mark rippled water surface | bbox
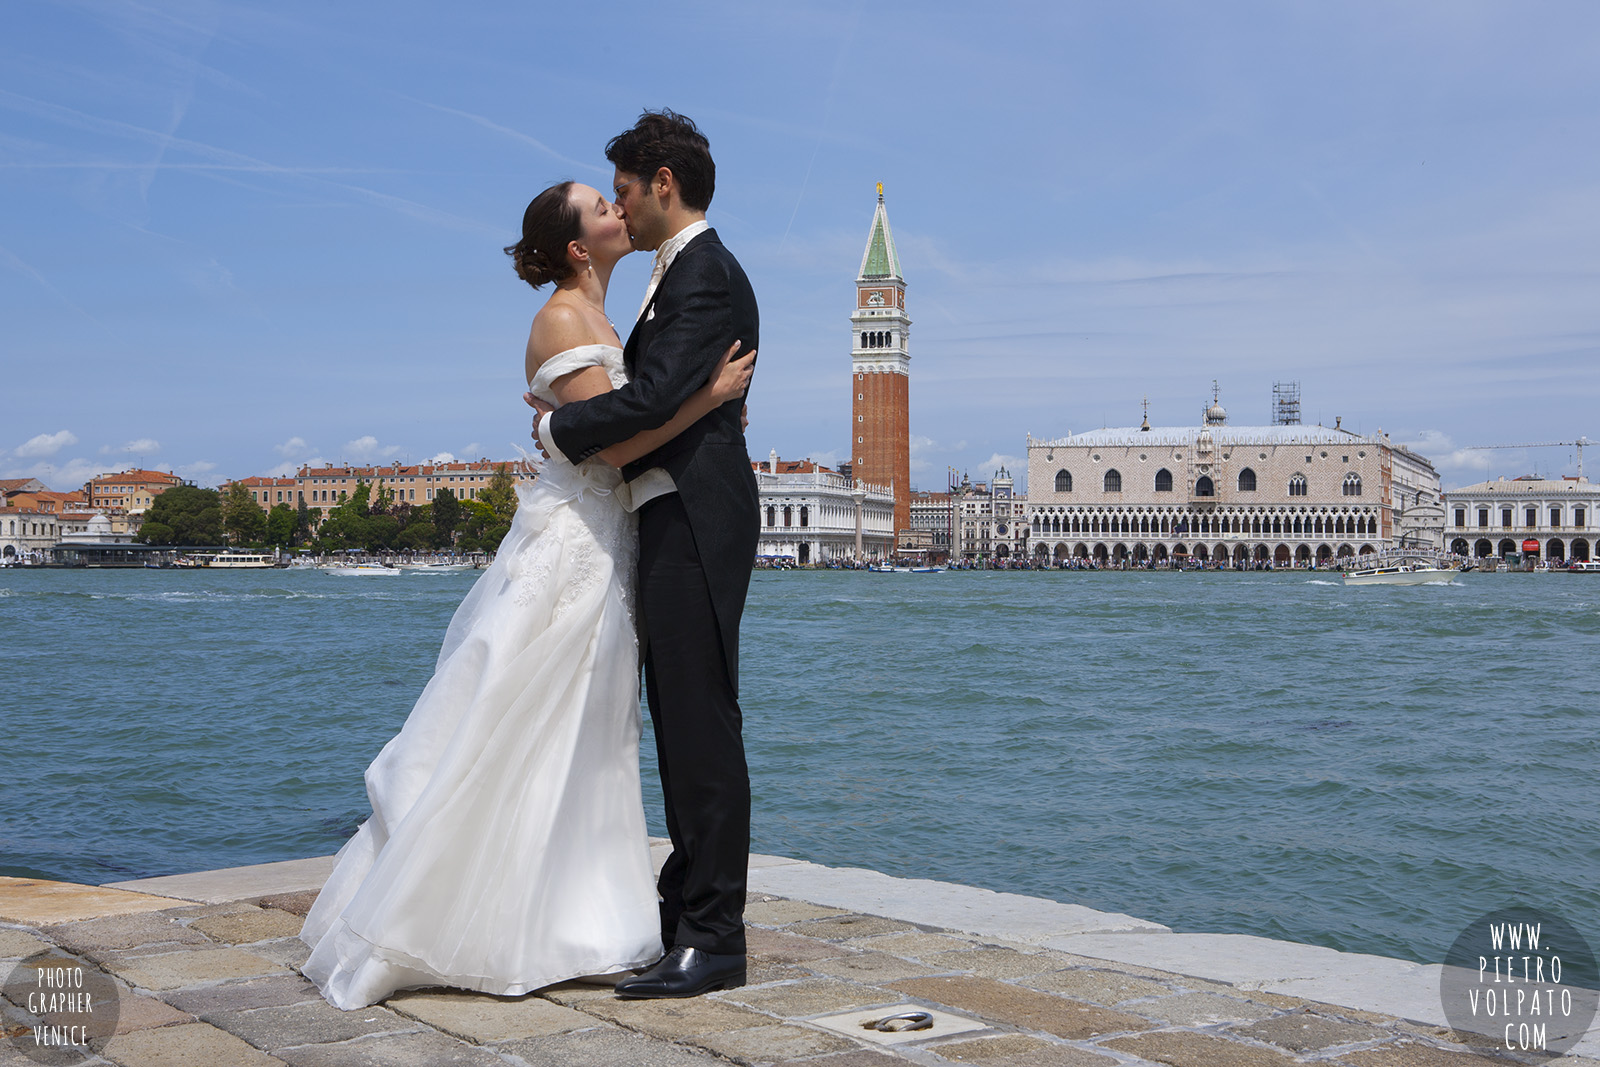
[3,567,1595,965]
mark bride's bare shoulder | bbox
[524,300,595,377]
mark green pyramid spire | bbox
[857,184,902,281]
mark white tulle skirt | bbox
[299,461,662,1010]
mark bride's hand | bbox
[710,340,756,404]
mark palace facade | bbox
[1442,476,1598,562]
[1025,393,1441,566]
[754,451,894,564]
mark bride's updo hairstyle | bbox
[505,181,582,289]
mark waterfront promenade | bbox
[3,845,1592,1066]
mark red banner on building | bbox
[1522,539,1541,552]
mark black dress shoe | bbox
[613,945,745,999]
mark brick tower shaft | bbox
[850,184,911,538]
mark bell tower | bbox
[850,183,911,537]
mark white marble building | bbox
[755,451,894,563]
[1442,476,1598,562]
[1025,393,1441,566]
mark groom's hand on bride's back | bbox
[524,392,555,458]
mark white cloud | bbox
[99,438,161,456]
[266,456,325,478]
[342,435,403,463]
[274,436,311,458]
[14,430,78,458]
[178,461,217,482]
[428,451,456,464]
[0,456,110,490]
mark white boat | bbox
[207,552,278,569]
[400,561,474,572]
[910,566,946,573]
[1343,563,1457,586]
[322,562,401,576]
[1567,560,1600,573]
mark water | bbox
[2,567,1595,967]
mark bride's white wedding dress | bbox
[299,344,662,1011]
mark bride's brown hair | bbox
[504,181,582,289]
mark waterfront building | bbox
[753,451,894,564]
[850,184,911,539]
[232,460,535,527]
[1441,475,1598,562]
[1,488,94,563]
[951,469,1031,561]
[86,469,182,515]
[1025,390,1439,566]
[904,489,953,560]
[1,505,95,563]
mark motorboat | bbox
[207,552,278,569]
[322,562,401,576]
[1343,556,1457,586]
[1567,560,1600,573]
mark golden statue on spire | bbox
[876,181,883,198]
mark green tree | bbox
[138,485,224,545]
[480,464,518,525]
[433,488,460,547]
[460,498,510,555]
[266,503,296,546]
[222,483,267,544]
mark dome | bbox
[1204,401,1228,426]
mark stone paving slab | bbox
[0,878,189,926]
[1045,930,1450,1030]
[747,861,1167,943]
[99,1019,288,1066]
[381,988,592,1042]
[188,907,306,945]
[104,856,337,905]
[103,944,291,990]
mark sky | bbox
[4,2,1598,495]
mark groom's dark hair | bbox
[606,109,714,212]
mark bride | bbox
[298,180,755,1011]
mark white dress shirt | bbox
[539,219,711,511]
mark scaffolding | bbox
[1272,381,1301,426]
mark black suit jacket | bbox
[547,227,759,691]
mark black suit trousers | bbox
[638,493,749,955]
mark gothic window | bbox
[783,506,792,527]
[1238,468,1257,491]
[765,506,775,527]
[1155,468,1173,492]
[860,332,868,348]
[1055,469,1072,492]
[1104,469,1122,493]
[1195,475,1214,497]
[1342,473,1362,497]
[1288,475,1307,497]
[800,506,809,527]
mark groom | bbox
[530,109,758,998]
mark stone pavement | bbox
[1,849,1594,1067]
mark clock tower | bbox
[850,184,911,538]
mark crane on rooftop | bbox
[1464,437,1593,479]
